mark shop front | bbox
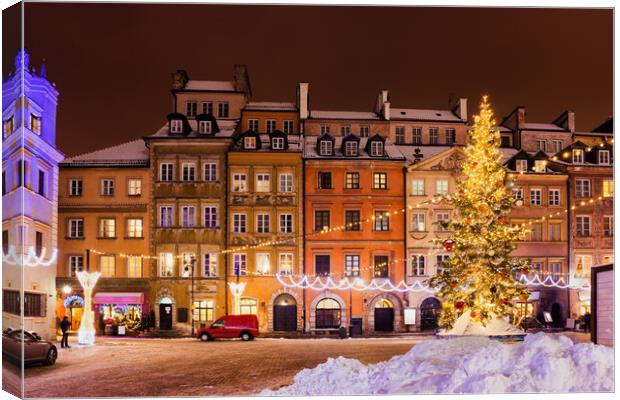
[94,292,148,335]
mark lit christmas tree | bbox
[429,96,530,331]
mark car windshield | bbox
[8,330,34,340]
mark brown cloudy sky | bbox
[2,3,613,157]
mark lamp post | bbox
[184,256,196,336]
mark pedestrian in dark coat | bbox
[60,316,71,348]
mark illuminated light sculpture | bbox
[228,282,247,315]
[76,271,101,345]
[4,245,58,267]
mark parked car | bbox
[2,329,58,366]
[195,315,259,341]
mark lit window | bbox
[181,206,196,227]
[193,300,214,322]
[533,160,546,172]
[572,149,584,163]
[99,219,116,238]
[127,218,143,238]
[232,173,247,192]
[279,253,293,275]
[256,174,271,192]
[100,255,116,277]
[239,298,257,314]
[345,255,360,277]
[256,253,270,274]
[159,253,174,277]
[374,210,389,231]
[128,179,142,196]
[244,136,256,149]
[412,213,425,232]
[30,114,41,135]
[516,159,528,172]
[575,255,592,278]
[3,116,14,138]
[345,172,360,189]
[374,255,389,277]
[603,180,614,198]
[203,253,218,277]
[411,179,425,196]
[373,172,387,189]
[233,253,247,276]
[436,180,448,195]
[127,256,142,278]
[548,262,561,280]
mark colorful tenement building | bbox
[15,58,612,336]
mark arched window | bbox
[316,298,341,329]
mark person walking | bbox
[60,316,71,348]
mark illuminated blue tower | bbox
[2,50,64,339]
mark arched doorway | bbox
[420,297,441,331]
[273,294,297,331]
[374,299,394,332]
[551,303,563,328]
[159,297,173,330]
[64,295,84,331]
[316,298,341,329]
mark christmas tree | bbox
[429,96,530,330]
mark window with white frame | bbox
[202,101,213,115]
[180,253,195,277]
[411,179,425,195]
[186,100,197,116]
[256,253,270,274]
[203,253,218,277]
[344,141,358,156]
[319,140,333,156]
[572,149,584,163]
[536,140,547,152]
[320,125,330,135]
[374,210,390,231]
[360,125,369,137]
[218,102,229,118]
[599,150,610,164]
[182,163,196,181]
[181,206,196,227]
[340,125,351,135]
[256,214,270,233]
[279,253,293,275]
[576,215,591,237]
[101,179,115,196]
[552,140,563,153]
[127,256,142,278]
[233,253,247,275]
[516,159,528,172]
[410,255,426,276]
[513,187,524,203]
[370,141,384,156]
[575,255,592,278]
[548,189,560,206]
[436,180,449,195]
[429,127,439,144]
[68,255,84,277]
[549,262,561,280]
[283,120,294,134]
[279,173,293,193]
[412,127,422,144]
[256,174,271,192]
[395,126,405,144]
[128,178,142,196]
[603,215,613,237]
[100,255,116,277]
[345,254,360,277]
[233,213,247,233]
[436,254,450,275]
[272,137,285,150]
[203,162,217,181]
[68,219,84,238]
[193,300,214,322]
[279,214,293,233]
[204,206,217,228]
[266,119,277,133]
[412,213,426,232]
[69,179,83,196]
[534,160,546,172]
[160,206,173,227]
[198,120,212,134]
[575,179,591,198]
[239,298,257,315]
[436,212,450,231]
[160,163,174,181]
[373,172,387,189]
[248,119,259,131]
[530,189,542,206]
[244,136,256,149]
[99,218,116,238]
[445,128,456,145]
[345,172,360,189]
[159,253,174,277]
[127,218,143,238]
[170,119,183,134]
[232,173,247,192]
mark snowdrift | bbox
[261,333,613,395]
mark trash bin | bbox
[339,326,347,339]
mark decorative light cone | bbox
[228,282,247,315]
[76,271,101,345]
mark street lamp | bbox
[184,256,196,336]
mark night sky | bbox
[2,4,613,157]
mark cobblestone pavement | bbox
[3,336,424,398]
[2,331,591,398]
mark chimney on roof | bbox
[297,82,309,120]
[172,70,189,90]
[451,97,468,121]
[233,64,252,98]
[553,110,575,133]
[375,89,390,120]
[501,106,526,131]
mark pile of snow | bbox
[438,312,525,337]
[261,333,613,395]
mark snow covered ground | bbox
[261,333,614,395]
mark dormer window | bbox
[198,120,212,135]
[3,116,14,138]
[30,114,41,135]
[319,140,333,156]
[516,159,528,172]
[170,120,183,134]
[599,150,610,165]
[344,141,358,157]
[272,137,285,150]
[244,136,256,149]
[370,141,384,157]
[573,149,584,163]
[534,160,546,173]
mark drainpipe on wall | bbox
[402,165,409,332]
[566,175,572,319]
[224,150,229,315]
[302,156,307,334]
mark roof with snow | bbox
[61,139,149,167]
[149,119,238,138]
[391,108,463,122]
[304,135,404,160]
[183,80,236,92]
[309,110,380,120]
[244,102,297,111]
[521,123,567,132]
